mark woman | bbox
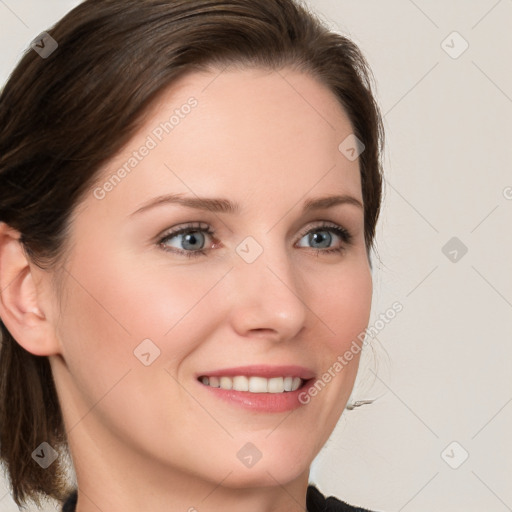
[0,0,384,510]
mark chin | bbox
[218,436,313,488]
[221,460,309,489]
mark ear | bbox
[0,222,61,356]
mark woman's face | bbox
[47,67,372,491]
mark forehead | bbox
[83,66,362,220]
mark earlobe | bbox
[0,222,60,356]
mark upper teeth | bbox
[200,375,303,393]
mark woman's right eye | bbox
[158,223,216,258]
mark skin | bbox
[0,66,373,512]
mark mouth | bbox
[198,375,306,393]
[195,365,316,412]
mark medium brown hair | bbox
[0,0,384,507]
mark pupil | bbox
[183,231,203,250]
[311,231,331,248]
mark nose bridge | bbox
[228,234,308,338]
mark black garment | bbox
[61,485,379,511]
[306,485,377,511]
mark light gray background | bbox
[1,1,511,511]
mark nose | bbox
[226,246,309,343]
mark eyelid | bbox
[157,221,213,240]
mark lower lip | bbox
[197,379,314,412]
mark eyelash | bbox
[157,221,353,259]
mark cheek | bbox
[54,252,211,440]
[58,250,222,374]
[312,259,373,355]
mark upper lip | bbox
[196,365,315,380]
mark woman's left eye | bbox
[296,223,353,255]
[157,222,353,258]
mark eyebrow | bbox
[129,193,363,217]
